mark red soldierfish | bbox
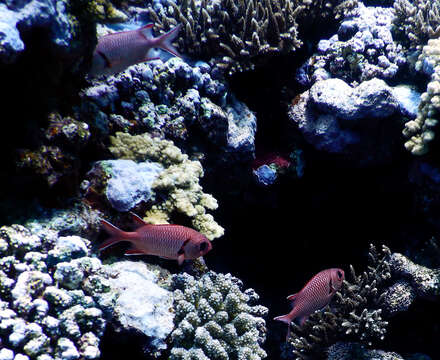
[99,212,212,265]
[90,23,181,77]
[274,268,345,339]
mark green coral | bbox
[402,38,440,155]
[170,271,268,360]
[108,132,224,240]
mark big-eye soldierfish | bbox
[89,23,181,77]
[274,268,345,340]
[99,212,212,265]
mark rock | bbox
[98,261,174,353]
[101,159,164,212]
[288,78,404,165]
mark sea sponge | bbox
[170,271,268,359]
[108,132,224,240]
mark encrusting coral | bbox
[170,271,268,360]
[106,131,224,240]
[402,38,440,155]
[282,244,391,360]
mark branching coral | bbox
[393,0,440,50]
[107,131,224,240]
[147,0,305,74]
[170,271,268,359]
[283,244,391,360]
[402,38,440,155]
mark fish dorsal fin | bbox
[138,23,154,40]
[286,293,298,304]
[130,212,149,228]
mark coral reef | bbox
[0,225,107,360]
[393,0,440,50]
[288,77,406,165]
[298,3,406,86]
[91,131,224,240]
[402,38,440,155]
[147,0,304,74]
[282,245,391,359]
[78,58,256,161]
[170,271,268,359]
[327,342,405,360]
[94,260,174,356]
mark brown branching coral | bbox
[148,0,303,73]
[148,0,348,74]
[283,244,391,360]
[393,0,440,49]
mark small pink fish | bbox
[90,23,181,77]
[274,268,344,339]
[99,212,212,265]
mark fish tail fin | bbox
[157,24,182,58]
[99,219,136,251]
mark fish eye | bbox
[337,270,343,279]
[199,242,207,251]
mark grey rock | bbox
[101,159,164,212]
[310,78,399,122]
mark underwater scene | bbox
[1,0,440,359]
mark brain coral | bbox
[170,271,268,360]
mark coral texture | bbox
[298,3,406,85]
[78,58,256,161]
[104,131,224,240]
[147,0,304,74]
[403,38,440,155]
[0,225,107,360]
[283,245,391,360]
[170,271,268,359]
[393,0,440,49]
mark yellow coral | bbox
[108,132,224,240]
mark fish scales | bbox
[99,214,212,265]
[274,268,345,339]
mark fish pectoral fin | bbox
[286,293,298,304]
[177,253,185,265]
[125,247,145,256]
[130,212,149,228]
[329,279,337,294]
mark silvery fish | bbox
[89,23,181,77]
